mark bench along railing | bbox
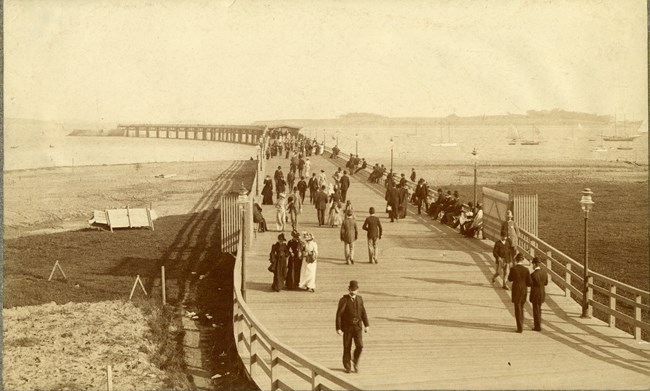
[232,230,361,391]
[516,227,650,340]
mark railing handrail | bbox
[519,227,649,299]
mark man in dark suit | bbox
[492,233,515,290]
[415,179,429,215]
[385,183,399,222]
[362,207,382,264]
[314,185,329,226]
[340,171,351,202]
[508,253,532,333]
[308,173,318,204]
[336,280,369,373]
[529,257,548,331]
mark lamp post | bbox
[579,188,594,318]
[390,137,394,172]
[355,133,359,156]
[255,145,261,196]
[472,147,478,206]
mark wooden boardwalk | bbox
[244,154,650,390]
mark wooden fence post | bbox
[161,266,166,305]
[106,365,113,391]
[609,286,616,328]
[564,263,572,298]
[634,295,641,341]
[311,370,319,391]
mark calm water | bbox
[303,125,649,166]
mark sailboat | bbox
[431,124,457,147]
[637,119,648,133]
[507,124,520,145]
[603,115,640,141]
[520,124,541,145]
[591,128,608,152]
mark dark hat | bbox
[453,190,459,197]
[438,188,443,192]
[515,253,525,262]
[532,257,541,264]
[369,207,375,214]
[291,230,300,238]
[447,190,452,195]
[277,166,281,169]
[278,233,286,241]
[348,280,359,291]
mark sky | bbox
[4,0,648,125]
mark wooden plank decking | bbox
[243,154,650,390]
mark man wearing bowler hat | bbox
[529,257,548,331]
[508,253,532,333]
[336,280,369,373]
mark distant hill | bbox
[252,110,636,129]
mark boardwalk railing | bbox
[117,123,266,145]
[326,145,649,341]
[517,227,650,340]
[225,157,361,391]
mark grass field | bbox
[3,160,258,389]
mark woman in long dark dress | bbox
[286,230,304,290]
[262,175,274,205]
[269,233,289,292]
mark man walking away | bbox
[362,207,382,264]
[315,185,329,226]
[297,176,308,203]
[415,178,429,215]
[336,280,369,373]
[508,253,532,333]
[385,184,399,223]
[340,171,351,202]
[308,173,318,204]
[340,210,358,265]
[529,257,548,331]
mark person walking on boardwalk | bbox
[304,157,312,178]
[314,185,329,226]
[410,168,416,182]
[287,187,302,230]
[340,210,358,265]
[297,176,308,204]
[287,170,296,193]
[275,193,287,232]
[397,183,409,219]
[317,169,328,189]
[340,170,351,202]
[308,173,318,204]
[492,232,514,289]
[269,233,289,292]
[286,230,304,290]
[529,257,548,331]
[362,207,382,264]
[415,178,429,215]
[336,280,369,373]
[298,232,318,292]
[262,175,274,205]
[274,166,284,195]
[298,155,306,177]
[501,210,521,252]
[385,183,399,222]
[508,253,532,333]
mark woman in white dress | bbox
[304,158,311,178]
[275,193,287,232]
[298,232,319,292]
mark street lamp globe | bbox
[472,147,478,160]
[580,188,595,213]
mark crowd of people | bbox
[256,130,550,375]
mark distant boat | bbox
[406,128,422,138]
[431,124,457,147]
[520,124,542,145]
[591,146,608,153]
[603,114,640,141]
[507,124,520,145]
[617,146,633,150]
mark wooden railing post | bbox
[586,276,593,318]
[249,326,256,378]
[311,369,319,391]
[609,286,616,328]
[564,263,572,298]
[634,294,641,341]
[270,347,277,391]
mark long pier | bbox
[235,152,650,390]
